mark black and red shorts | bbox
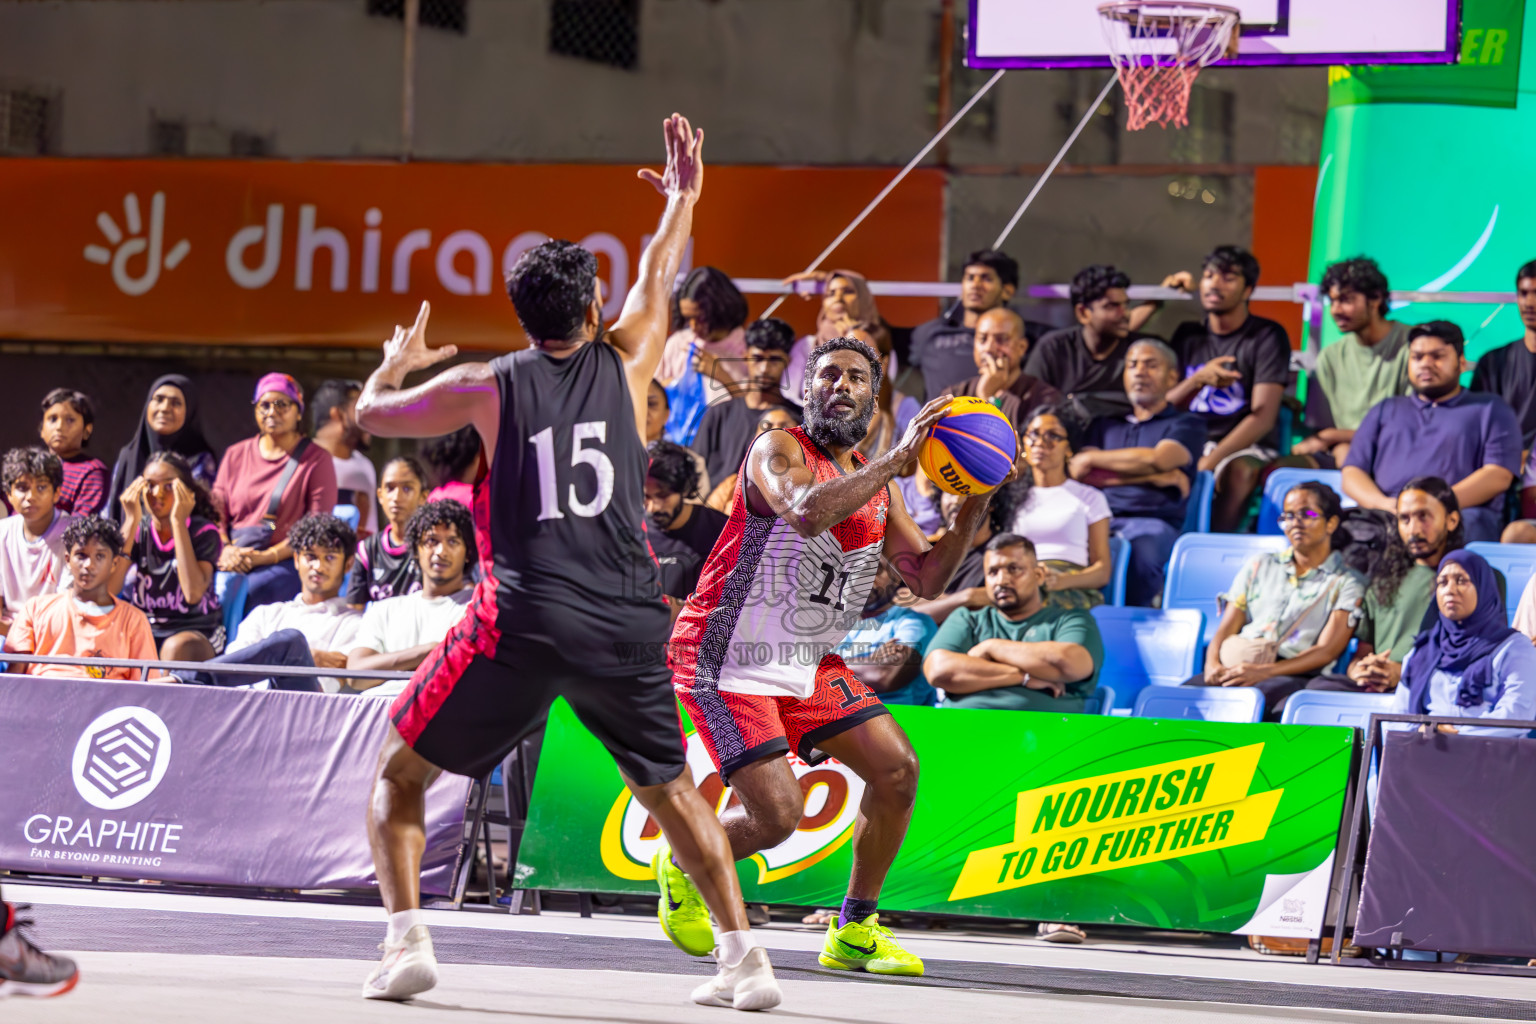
[675,652,889,783]
[389,592,686,786]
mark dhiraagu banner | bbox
[515,703,1354,937]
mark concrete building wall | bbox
[0,0,1326,299]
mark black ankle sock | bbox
[839,896,878,928]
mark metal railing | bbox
[730,278,1517,305]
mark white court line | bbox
[10,882,1535,1003]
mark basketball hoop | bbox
[1098,2,1241,131]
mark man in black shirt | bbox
[1471,259,1536,453]
[908,249,1049,401]
[1165,245,1291,532]
[691,318,801,486]
[645,440,729,612]
[1025,264,1158,420]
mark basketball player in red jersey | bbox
[669,336,1013,977]
[352,114,780,1011]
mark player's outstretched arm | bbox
[745,398,949,538]
[743,399,946,537]
[882,481,998,599]
[356,300,500,449]
[609,113,704,390]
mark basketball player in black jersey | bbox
[353,114,779,1011]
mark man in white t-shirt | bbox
[0,447,73,635]
[313,379,379,536]
[220,512,363,692]
[347,500,475,697]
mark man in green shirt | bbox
[923,533,1102,712]
[1304,476,1462,696]
[1295,257,1411,468]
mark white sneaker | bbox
[691,946,782,1012]
[362,924,439,1001]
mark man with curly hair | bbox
[1296,256,1409,467]
[1025,263,1158,419]
[218,511,362,691]
[346,501,476,696]
[645,440,729,612]
[0,446,73,635]
[3,515,158,681]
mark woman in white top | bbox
[1005,406,1113,609]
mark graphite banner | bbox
[0,675,472,894]
[517,702,1354,936]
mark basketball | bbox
[918,396,1018,496]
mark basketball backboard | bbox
[969,0,1461,68]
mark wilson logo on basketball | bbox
[599,733,865,883]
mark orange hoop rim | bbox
[1097,2,1243,61]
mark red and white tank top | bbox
[669,426,889,699]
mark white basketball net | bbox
[1098,2,1241,131]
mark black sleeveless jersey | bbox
[486,341,668,673]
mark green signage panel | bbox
[1329,0,1524,110]
[517,702,1353,937]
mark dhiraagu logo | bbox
[601,732,864,883]
[950,744,1281,900]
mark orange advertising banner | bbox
[0,160,945,349]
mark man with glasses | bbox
[1070,339,1206,606]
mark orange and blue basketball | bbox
[918,396,1018,496]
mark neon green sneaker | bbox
[818,913,924,976]
[652,845,714,957]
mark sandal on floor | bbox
[1037,922,1086,943]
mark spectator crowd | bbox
[4,245,1535,736]
[2,241,1534,954]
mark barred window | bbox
[367,0,468,34]
[151,119,187,156]
[549,0,639,71]
[0,90,52,155]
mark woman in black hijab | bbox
[107,375,219,521]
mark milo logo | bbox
[600,732,865,883]
[937,461,970,494]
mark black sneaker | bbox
[0,904,79,999]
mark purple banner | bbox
[0,675,472,895]
[1355,729,1536,957]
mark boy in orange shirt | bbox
[5,516,159,680]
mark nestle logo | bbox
[71,706,173,810]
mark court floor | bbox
[5,882,1534,1023]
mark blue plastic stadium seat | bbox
[1132,684,1264,723]
[1279,689,1398,730]
[1181,470,1215,534]
[1161,533,1286,646]
[1466,542,1536,625]
[216,571,250,639]
[1107,534,1130,606]
[1258,468,1356,535]
[333,503,361,530]
[1090,606,1204,710]
[1082,683,1118,716]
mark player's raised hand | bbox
[638,113,704,202]
[890,395,952,467]
[381,300,456,376]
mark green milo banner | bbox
[516,702,1353,937]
